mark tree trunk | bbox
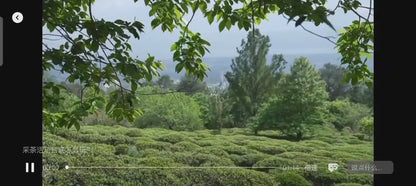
[296,131,303,141]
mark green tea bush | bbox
[127,145,139,157]
[173,141,201,151]
[171,152,235,167]
[43,124,373,185]
[221,144,250,155]
[335,183,365,186]
[156,133,186,144]
[277,152,323,164]
[114,144,129,155]
[174,168,275,185]
[254,157,304,171]
[135,140,172,151]
[229,153,269,167]
[137,157,178,167]
[125,128,142,137]
[195,146,229,157]
[274,172,312,186]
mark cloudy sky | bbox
[45,0,373,60]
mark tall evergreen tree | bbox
[225,29,286,127]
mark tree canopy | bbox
[250,57,328,140]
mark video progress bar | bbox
[65,166,281,170]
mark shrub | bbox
[171,152,235,167]
[137,149,160,158]
[137,157,178,167]
[114,144,129,155]
[353,133,365,140]
[156,133,186,144]
[174,168,275,185]
[125,129,142,137]
[195,146,229,157]
[335,183,364,186]
[134,89,203,131]
[327,100,372,131]
[246,142,286,155]
[135,141,172,151]
[173,141,201,151]
[360,116,373,137]
[253,157,304,172]
[274,172,312,186]
[230,153,269,167]
[127,145,139,157]
[221,144,250,155]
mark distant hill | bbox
[45,53,374,85]
[159,53,374,84]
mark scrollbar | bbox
[0,16,3,66]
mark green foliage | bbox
[176,75,207,95]
[360,116,374,137]
[157,133,186,144]
[251,57,328,140]
[192,91,233,130]
[349,82,374,107]
[225,29,287,127]
[246,142,286,154]
[134,87,203,131]
[327,100,372,131]
[274,172,313,186]
[114,144,129,155]
[43,125,373,185]
[320,63,353,101]
[124,128,142,137]
[155,75,175,89]
[254,156,303,171]
[335,183,366,186]
[230,153,269,167]
[43,0,166,129]
[43,0,373,130]
[174,168,274,185]
[336,20,374,86]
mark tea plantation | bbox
[43,124,373,185]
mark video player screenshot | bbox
[1,0,412,185]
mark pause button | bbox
[25,162,35,173]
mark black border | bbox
[374,0,415,185]
[1,0,414,185]
[0,1,43,185]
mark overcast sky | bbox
[45,0,373,60]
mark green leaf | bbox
[219,19,226,32]
[114,19,124,25]
[226,19,232,30]
[131,82,138,92]
[323,18,336,31]
[175,63,184,72]
[197,46,205,56]
[207,13,214,24]
[170,43,177,52]
[91,40,99,52]
[52,86,60,95]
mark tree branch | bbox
[282,15,337,45]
